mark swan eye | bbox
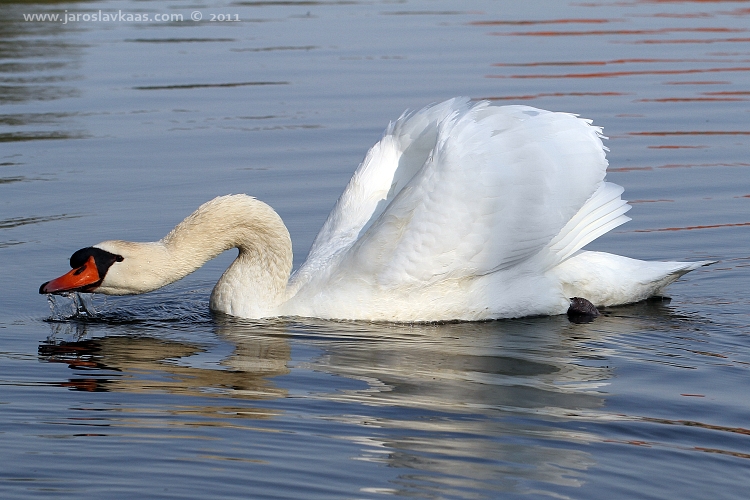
[69,247,124,278]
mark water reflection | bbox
[38,308,693,494]
[291,318,607,415]
[40,324,290,401]
[40,311,622,412]
[49,302,684,373]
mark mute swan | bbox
[40,98,713,321]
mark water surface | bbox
[1,1,748,498]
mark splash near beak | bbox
[39,255,102,294]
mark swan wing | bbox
[293,99,622,295]
[289,97,472,289]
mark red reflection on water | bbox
[702,90,750,95]
[724,8,750,15]
[603,439,653,447]
[650,12,713,18]
[648,145,708,148]
[637,97,747,101]
[629,199,675,203]
[642,0,750,4]
[694,448,750,460]
[481,91,627,101]
[664,80,730,84]
[633,222,750,232]
[470,18,616,26]
[492,57,723,67]
[631,37,750,44]
[655,419,750,437]
[57,379,107,392]
[492,27,745,37]
[633,130,750,135]
[490,66,750,79]
[658,162,750,168]
[608,166,654,172]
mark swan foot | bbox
[567,297,600,323]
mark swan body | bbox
[40,98,713,321]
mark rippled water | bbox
[1,1,749,499]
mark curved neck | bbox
[160,195,293,317]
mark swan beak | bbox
[39,256,102,294]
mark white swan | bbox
[40,98,712,321]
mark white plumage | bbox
[44,98,713,321]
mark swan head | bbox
[39,245,123,295]
[39,241,172,296]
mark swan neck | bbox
[160,195,293,317]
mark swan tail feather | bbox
[654,259,717,292]
[542,181,631,269]
[552,251,716,306]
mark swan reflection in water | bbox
[39,300,685,494]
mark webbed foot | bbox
[567,297,600,323]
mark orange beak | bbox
[39,255,102,294]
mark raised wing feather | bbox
[289,97,471,290]
[291,100,614,295]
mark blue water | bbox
[1,0,749,498]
